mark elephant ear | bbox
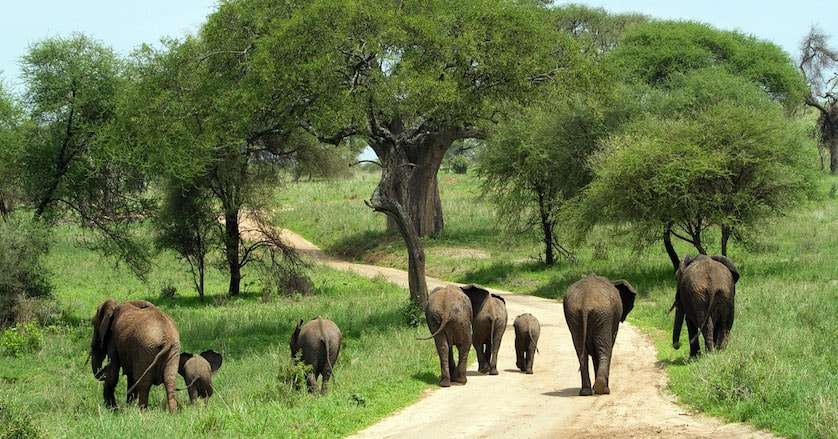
[711,256,740,284]
[491,293,506,304]
[676,255,695,281]
[94,300,118,351]
[201,350,223,374]
[290,319,303,356]
[179,352,193,375]
[612,280,637,322]
[461,284,491,314]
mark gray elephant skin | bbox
[419,285,473,387]
[514,313,540,374]
[291,317,342,394]
[90,299,181,412]
[563,275,636,396]
[179,350,223,403]
[462,284,507,376]
[672,254,739,357]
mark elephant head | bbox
[611,280,637,322]
[90,299,119,379]
[179,350,223,376]
[290,320,303,359]
[710,255,740,284]
[461,284,495,314]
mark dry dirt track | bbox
[279,229,775,439]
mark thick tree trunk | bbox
[663,223,680,272]
[538,192,555,266]
[224,210,242,297]
[386,142,448,237]
[830,137,838,175]
[721,225,731,256]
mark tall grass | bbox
[281,171,838,438]
[0,225,437,438]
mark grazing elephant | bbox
[90,299,180,411]
[418,285,473,387]
[563,275,636,396]
[462,284,507,376]
[672,254,739,358]
[513,313,540,374]
[290,317,342,394]
[179,350,223,403]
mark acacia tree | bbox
[800,27,838,173]
[0,82,24,219]
[240,0,570,305]
[576,69,815,270]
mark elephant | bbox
[672,254,739,358]
[290,317,342,394]
[418,285,473,387]
[513,313,540,374]
[90,299,180,411]
[462,284,507,376]
[179,350,223,403]
[563,275,636,396]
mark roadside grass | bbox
[0,225,437,438]
[279,171,838,438]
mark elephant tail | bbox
[126,344,173,396]
[416,314,449,340]
[530,330,539,354]
[321,337,335,384]
[689,291,718,346]
[577,310,588,371]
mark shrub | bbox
[0,403,44,439]
[450,155,468,174]
[399,299,425,327]
[0,214,52,327]
[159,283,178,299]
[0,322,44,358]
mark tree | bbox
[0,81,24,219]
[18,34,152,277]
[575,69,815,270]
[799,27,838,173]
[550,4,647,56]
[243,0,571,305]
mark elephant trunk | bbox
[90,333,105,379]
[672,306,684,350]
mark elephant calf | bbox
[672,255,739,358]
[563,275,636,396]
[291,317,342,394]
[420,285,473,387]
[513,313,540,374]
[462,285,507,376]
[179,350,223,403]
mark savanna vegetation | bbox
[1,0,836,438]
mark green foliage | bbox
[277,354,315,394]
[449,155,468,175]
[0,323,44,358]
[0,82,24,217]
[399,299,425,328]
[608,20,809,110]
[0,403,44,439]
[0,214,52,327]
[550,4,647,55]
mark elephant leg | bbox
[591,355,600,378]
[474,342,488,374]
[102,367,119,410]
[703,316,716,352]
[163,353,179,413]
[579,350,592,396]
[188,386,199,403]
[137,384,151,410]
[593,335,612,395]
[525,342,536,374]
[489,336,502,375]
[126,373,137,404]
[515,337,526,371]
[435,336,451,387]
[686,318,701,358]
[321,369,332,395]
[454,343,469,385]
[448,348,457,380]
[306,372,318,393]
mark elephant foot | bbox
[478,367,490,374]
[453,376,467,385]
[579,387,593,396]
[525,369,533,375]
[593,379,610,395]
[489,368,499,376]
[439,378,451,388]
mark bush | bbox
[159,283,178,299]
[0,214,52,327]
[450,155,468,174]
[399,299,425,327]
[0,322,44,358]
[0,403,44,439]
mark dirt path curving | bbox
[280,229,775,439]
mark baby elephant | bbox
[291,317,342,394]
[178,350,223,403]
[563,275,636,396]
[513,313,540,374]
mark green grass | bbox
[279,171,838,438]
[0,226,438,438]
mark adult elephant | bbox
[563,275,636,396]
[90,299,181,412]
[418,285,473,387]
[461,284,507,376]
[290,317,342,394]
[672,255,739,358]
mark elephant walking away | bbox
[462,285,507,376]
[179,350,223,403]
[563,275,636,396]
[514,313,540,374]
[672,255,739,358]
[419,285,473,387]
[291,317,342,394]
[90,299,181,411]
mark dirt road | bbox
[280,229,773,439]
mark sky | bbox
[2,0,836,92]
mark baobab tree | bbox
[800,27,838,174]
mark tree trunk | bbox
[663,222,680,272]
[386,142,448,237]
[538,192,555,266]
[830,136,838,175]
[371,144,429,307]
[224,210,242,297]
[721,225,731,256]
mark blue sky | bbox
[2,0,836,92]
